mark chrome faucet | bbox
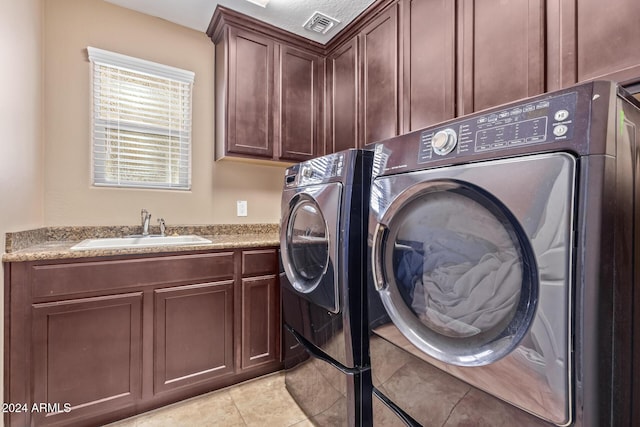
[141,209,152,236]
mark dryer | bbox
[368,81,640,426]
[280,149,373,426]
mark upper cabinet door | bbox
[548,0,640,87]
[360,3,400,146]
[458,0,545,115]
[577,0,640,83]
[226,28,274,158]
[277,45,321,162]
[403,0,456,131]
[327,38,359,153]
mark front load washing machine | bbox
[280,149,373,426]
[368,81,640,426]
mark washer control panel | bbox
[418,91,578,163]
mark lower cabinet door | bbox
[153,281,235,394]
[241,275,280,370]
[31,292,143,426]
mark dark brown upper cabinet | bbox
[457,0,545,115]
[325,2,400,151]
[327,38,359,153]
[575,0,640,83]
[209,7,323,163]
[547,0,640,89]
[360,3,401,146]
[324,0,545,153]
[277,45,322,161]
[210,0,640,160]
[408,0,547,119]
[402,0,456,131]
[219,27,274,159]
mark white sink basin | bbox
[71,235,212,250]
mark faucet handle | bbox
[157,218,166,236]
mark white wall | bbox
[0,0,45,421]
[43,0,286,227]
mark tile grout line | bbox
[228,390,250,427]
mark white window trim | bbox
[87,47,195,190]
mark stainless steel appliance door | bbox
[369,152,575,425]
[372,179,537,365]
[281,182,342,313]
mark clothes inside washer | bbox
[392,240,425,302]
[396,191,523,338]
[415,250,521,337]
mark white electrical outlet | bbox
[237,200,248,217]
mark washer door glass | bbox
[373,180,537,366]
[286,196,329,293]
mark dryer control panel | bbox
[418,91,578,163]
[284,152,345,188]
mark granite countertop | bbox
[3,224,280,262]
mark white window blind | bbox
[87,47,194,190]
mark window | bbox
[87,47,194,190]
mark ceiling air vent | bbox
[303,12,340,35]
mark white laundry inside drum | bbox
[394,191,523,339]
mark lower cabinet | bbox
[239,249,281,370]
[31,293,143,427]
[154,281,235,394]
[4,248,281,427]
[241,275,279,369]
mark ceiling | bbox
[103,0,376,44]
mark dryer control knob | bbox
[302,167,313,178]
[431,128,458,155]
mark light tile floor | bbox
[107,372,313,427]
